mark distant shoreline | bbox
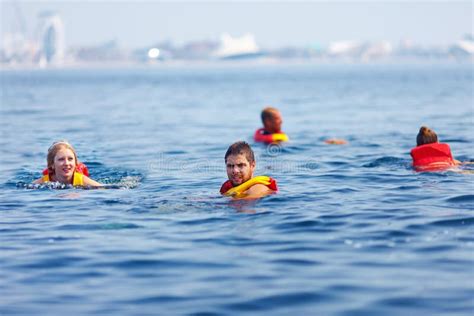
[1,57,472,71]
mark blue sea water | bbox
[1,63,473,315]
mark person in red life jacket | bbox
[254,107,289,143]
[410,126,461,171]
[33,141,102,186]
[220,141,278,199]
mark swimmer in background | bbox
[410,126,462,171]
[34,141,102,187]
[253,107,347,145]
[324,138,348,145]
[254,107,289,143]
[220,141,277,199]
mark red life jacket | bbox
[220,176,278,195]
[410,143,455,171]
[220,180,235,194]
[254,128,288,143]
[42,162,90,177]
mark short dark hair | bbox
[261,107,278,123]
[225,141,255,164]
[416,126,438,146]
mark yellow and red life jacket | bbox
[254,128,289,143]
[42,172,85,186]
[220,176,278,197]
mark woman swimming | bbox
[410,126,461,171]
[33,141,102,187]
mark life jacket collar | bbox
[220,175,278,197]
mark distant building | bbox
[213,33,261,59]
[327,40,363,57]
[133,41,176,62]
[361,41,393,61]
[1,2,38,65]
[272,46,313,59]
[37,11,65,66]
[180,40,218,60]
[1,32,38,64]
[73,40,127,62]
[449,36,474,59]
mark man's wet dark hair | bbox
[261,107,278,123]
[417,126,438,146]
[225,141,255,164]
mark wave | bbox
[363,156,408,168]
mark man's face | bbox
[226,154,255,186]
[264,111,282,133]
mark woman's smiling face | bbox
[52,148,76,181]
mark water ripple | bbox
[445,194,474,204]
[223,292,335,311]
[363,156,407,168]
[430,217,474,227]
[57,223,143,230]
[2,65,473,316]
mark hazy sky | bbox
[1,1,473,49]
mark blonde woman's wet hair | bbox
[46,140,78,175]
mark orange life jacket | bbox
[410,143,456,171]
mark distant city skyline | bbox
[1,1,473,50]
